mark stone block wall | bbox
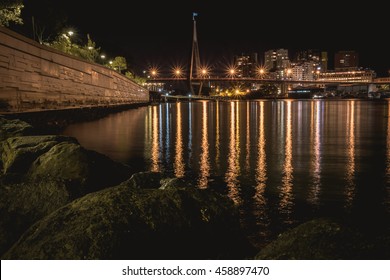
[0,26,149,113]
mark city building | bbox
[321,51,328,71]
[264,49,289,71]
[294,49,320,63]
[318,69,376,83]
[291,61,316,81]
[334,50,359,70]
[234,53,258,77]
[290,49,326,82]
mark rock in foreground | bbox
[255,218,390,259]
[0,117,34,141]
[0,134,132,256]
[3,182,254,260]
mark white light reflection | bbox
[308,101,322,205]
[188,102,193,163]
[165,104,170,163]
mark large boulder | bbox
[0,117,34,141]
[0,179,70,255]
[28,141,131,195]
[1,135,77,175]
[254,218,390,260]
[2,183,255,260]
[0,135,132,256]
[120,171,163,189]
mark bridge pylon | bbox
[189,12,203,96]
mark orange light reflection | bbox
[174,102,184,178]
[345,100,355,208]
[279,101,293,219]
[255,102,267,204]
[151,105,160,172]
[199,101,210,188]
[226,101,241,204]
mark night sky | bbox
[12,0,390,76]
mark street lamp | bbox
[199,67,208,78]
[227,68,236,78]
[256,66,267,79]
[172,66,184,78]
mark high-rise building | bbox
[264,49,289,70]
[294,49,320,63]
[334,51,359,70]
[321,52,328,71]
[234,53,258,77]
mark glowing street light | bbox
[227,67,237,78]
[198,67,209,78]
[67,30,74,36]
[256,66,267,78]
[172,66,184,78]
[150,67,159,79]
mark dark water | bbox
[62,99,390,249]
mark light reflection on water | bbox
[345,100,356,209]
[174,102,185,178]
[226,101,241,204]
[199,101,210,188]
[279,100,294,223]
[63,99,390,247]
[308,101,322,205]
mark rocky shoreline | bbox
[1,116,390,259]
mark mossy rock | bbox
[1,135,77,175]
[0,179,70,255]
[0,117,34,141]
[254,218,383,260]
[120,171,163,189]
[28,142,131,194]
[3,185,254,260]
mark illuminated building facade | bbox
[234,53,258,77]
[318,69,376,83]
[264,49,289,71]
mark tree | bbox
[125,71,147,85]
[50,33,73,54]
[76,34,100,62]
[0,0,24,27]
[109,56,127,73]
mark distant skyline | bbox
[11,0,390,76]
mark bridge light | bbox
[172,66,184,78]
[256,66,267,78]
[198,67,209,78]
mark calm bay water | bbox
[62,99,390,249]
